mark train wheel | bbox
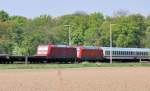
[10,61,13,64]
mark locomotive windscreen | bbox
[37,45,49,56]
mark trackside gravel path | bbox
[0,67,150,91]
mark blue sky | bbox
[0,0,150,18]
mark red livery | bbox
[77,46,103,62]
[37,44,76,63]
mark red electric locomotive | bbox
[77,46,103,62]
[37,44,77,63]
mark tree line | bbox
[0,10,150,55]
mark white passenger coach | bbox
[101,47,150,60]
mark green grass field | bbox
[0,62,150,69]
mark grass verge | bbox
[0,62,150,69]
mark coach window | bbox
[147,52,148,56]
[117,51,119,55]
[141,52,143,56]
[144,52,146,56]
[133,52,135,55]
[113,51,115,55]
[125,51,127,55]
[105,51,108,55]
[145,52,147,56]
[139,52,141,55]
[132,52,134,55]
[115,51,117,55]
[107,51,110,55]
[107,51,109,55]
[105,51,107,55]
[146,52,148,56]
[123,51,124,55]
[116,51,118,55]
[123,51,125,55]
[119,51,122,55]
[131,52,133,55]
[128,51,130,55]
[108,51,110,55]
[136,52,138,55]
[127,51,129,55]
[137,52,140,55]
[119,51,121,55]
[140,52,142,56]
[142,52,144,56]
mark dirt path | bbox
[0,67,150,91]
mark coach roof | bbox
[101,47,150,52]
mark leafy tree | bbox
[142,27,150,48]
[84,12,104,46]
[32,15,52,27]
[0,10,150,55]
[0,21,15,54]
[0,10,9,22]
[9,16,28,26]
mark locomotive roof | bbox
[78,46,100,49]
[55,45,72,47]
[39,44,72,48]
[101,47,150,52]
